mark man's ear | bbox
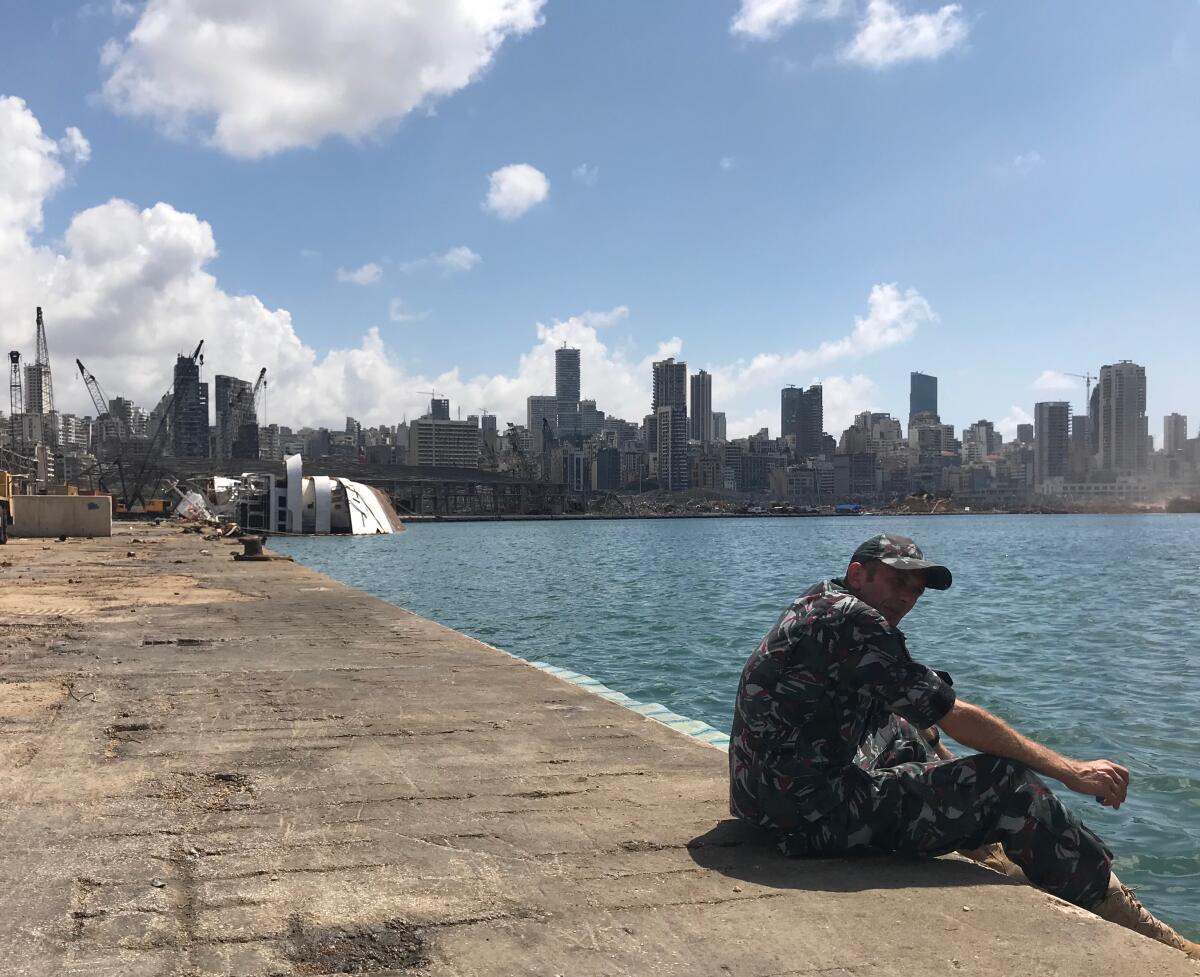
[846,561,865,588]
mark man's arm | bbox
[938,699,1130,808]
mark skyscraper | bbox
[1034,401,1070,484]
[215,374,259,459]
[650,357,686,455]
[554,344,582,443]
[712,411,727,442]
[526,395,558,453]
[652,357,687,414]
[909,372,937,422]
[689,370,712,443]
[1098,361,1148,473]
[555,345,581,405]
[1164,414,1188,455]
[171,352,209,458]
[656,404,689,492]
[781,384,823,457]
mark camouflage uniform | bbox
[729,573,1113,908]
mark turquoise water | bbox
[271,515,1200,936]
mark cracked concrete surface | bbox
[0,524,1194,976]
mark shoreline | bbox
[397,508,1186,523]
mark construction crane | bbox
[125,339,205,510]
[252,367,267,426]
[76,357,128,502]
[76,358,111,426]
[1065,371,1097,406]
[8,351,23,458]
[34,307,54,416]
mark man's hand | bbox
[1062,759,1130,809]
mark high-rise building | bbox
[1098,361,1148,473]
[656,404,689,492]
[577,400,604,440]
[214,375,259,459]
[909,372,937,422]
[650,357,686,455]
[171,352,209,458]
[712,411,727,442]
[554,345,583,445]
[259,424,282,461]
[429,398,450,421]
[1034,401,1070,484]
[408,414,481,467]
[555,345,580,406]
[1088,384,1100,455]
[689,370,712,443]
[1016,423,1034,444]
[962,420,999,466]
[23,362,51,416]
[1069,414,1092,480]
[527,395,558,453]
[652,357,687,413]
[1164,414,1188,455]
[781,384,823,457]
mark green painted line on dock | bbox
[525,658,730,752]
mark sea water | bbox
[271,514,1200,936]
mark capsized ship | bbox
[204,454,403,535]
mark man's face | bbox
[847,560,927,627]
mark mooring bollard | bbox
[233,536,267,561]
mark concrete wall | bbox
[8,495,113,538]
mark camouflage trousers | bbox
[780,716,1114,908]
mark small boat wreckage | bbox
[176,454,403,535]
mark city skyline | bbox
[1,4,1198,438]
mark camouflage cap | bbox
[850,533,952,590]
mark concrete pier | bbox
[0,525,1192,976]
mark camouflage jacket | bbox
[729,578,955,831]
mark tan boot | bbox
[958,843,1028,883]
[1091,873,1200,960]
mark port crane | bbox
[77,357,128,502]
[125,340,205,510]
[252,367,267,426]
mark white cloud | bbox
[336,262,382,285]
[0,96,67,248]
[842,0,967,69]
[398,245,481,275]
[996,405,1034,441]
[483,163,549,220]
[388,298,431,323]
[579,306,630,330]
[1000,150,1043,177]
[719,155,737,171]
[1032,369,1077,392]
[572,163,599,187]
[58,126,91,164]
[731,0,847,40]
[99,0,547,158]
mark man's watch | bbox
[925,727,941,747]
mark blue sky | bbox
[1,1,1197,440]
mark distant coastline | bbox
[399,507,1196,524]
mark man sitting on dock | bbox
[729,532,1199,958]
